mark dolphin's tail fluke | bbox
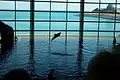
[51,36,56,41]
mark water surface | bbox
[0,37,114,80]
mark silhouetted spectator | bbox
[87,51,120,80]
[0,21,14,51]
[3,68,32,80]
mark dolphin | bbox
[51,32,61,41]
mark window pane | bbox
[68,12,80,21]
[84,22,98,30]
[16,22,30,30]
[16,2,30,10]
[68,3,80,11]
[118,0,120,3]
[117,4,120,13]
[85,0,99,3]
[101,0,116,3]
[67,22,79,30]
[0,1,15,10]
[100,17,114,22]
[51,12,66,21]
[116,23,120,31]
[51,3,66,11]
[85,4,99,12]
[0,11,15,20]
[116,4,120,22]
[35,22,49,30]
[16,12,30,20]
[51,22,66,30]
[84,16,98,21]
[35,12,49,20]
[84,4,99,21]
[35,0,67,1]
[68,0,80,2]
[100,23,114,31]
[35,2,50,10]
[116,32,120,38]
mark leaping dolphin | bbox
[51,32,61,41]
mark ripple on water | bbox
[0,38,113,80]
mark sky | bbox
[0,0,120,11]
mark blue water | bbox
[0,11,120,36]
[0,37,114,80]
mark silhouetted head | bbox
[0,20,14,51]
[87,51,120,80]
[3,68,32,80]
[0,21,4,25]
[0,21,5,31]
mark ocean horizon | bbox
[0,11,120,37]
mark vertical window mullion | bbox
[80,0,84,40]
[98,0,101,41]
[30,0,34,43]
[65,0,68,53]
[15,0,16,40]
[49,0,52,51]
[113,0,117,39]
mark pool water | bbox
[0,37,115,80]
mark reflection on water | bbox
[28,39,36,77]
[0,38,113,80]
[51,52,73,56]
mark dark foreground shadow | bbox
[87,50,120,80]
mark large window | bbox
[0,0,120,79]
[84,0,120,38]
[0,0,119,39]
